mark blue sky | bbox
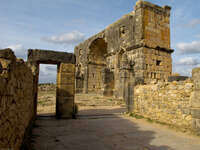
[1,0,200,83]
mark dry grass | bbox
[37,90,56,115]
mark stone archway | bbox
[87,38,108,94]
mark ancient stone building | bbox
[75,0,174,98]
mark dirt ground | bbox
[37,90,56,115]
[32,91,200,150]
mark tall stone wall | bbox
[0,49,34,150]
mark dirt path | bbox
[30,94,200,150]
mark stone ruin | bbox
[1,1,200,150]
[75,0,173,100]
[27,49,76,119]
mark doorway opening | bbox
[37,64,57,116]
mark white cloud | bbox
[186,19,200,27]
[176,41,200,54]
[173,66,192,77]
[6,44,27,59]
[196,34,200,38]
[174,56,200,77]
[176,57,200,66]
[42,31,85,45]
[39,64,57,83]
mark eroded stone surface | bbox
[0,49,34,150]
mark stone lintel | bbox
[28,49,75,64]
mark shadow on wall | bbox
[30,108,176,150]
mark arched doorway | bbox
[87,38,107,94]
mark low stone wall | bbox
[38,83,56,92]
[134,79,194,131]
[0,49,34,150]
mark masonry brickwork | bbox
[0,49,35,150]
[133,67,200,134]
[134,80,193,131]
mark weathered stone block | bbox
[192,67,200,79]
[191,108,200,119]
[57,84,75,97]
[57,73,75,85]
[0,49,16,60]
[56,96,74,119]
[59,63,75,73]
[190,91,200,107]
[192,118,200,133]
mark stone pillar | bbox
[102,68,114,96]
[83,65,88,94]
[56,63,75,119]
[191,67,200,134]
[27,62,39,119]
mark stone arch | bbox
[88,38,107,65]
[86,38,108,94]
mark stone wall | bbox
[134,79,194,131]
[0,49,34,150]
[191,68,200,134]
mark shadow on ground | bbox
[29,108,178,150]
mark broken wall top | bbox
[75,0,173,63]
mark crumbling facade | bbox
[75,0,173,98]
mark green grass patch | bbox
[129,113,144,119]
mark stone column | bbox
[102,68,114,96]
[56,63,75,119]
[83,65,88,94]
[27,61,39,119]
[191,67,200,134]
